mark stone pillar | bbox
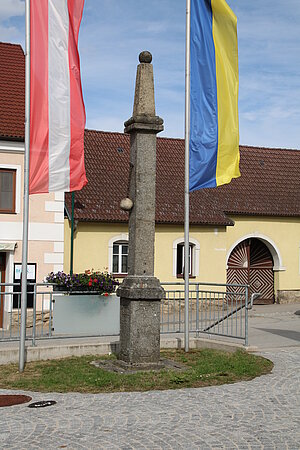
[117,51,164,366]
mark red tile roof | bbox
[65,130,300,225]
[0,42,25,140]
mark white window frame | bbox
[177,243,192,276]
[112,241,128,274]
[108,234,129,275]
[172,237,200,278]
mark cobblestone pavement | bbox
[1,348,299,450]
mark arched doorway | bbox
[227,238,274,304]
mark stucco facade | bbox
[64,215,300,303]
[0,141,64,321]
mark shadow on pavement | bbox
[254,328,300,343]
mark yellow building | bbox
[65,130,300,305]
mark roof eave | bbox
[0,135,24,142]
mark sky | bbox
[0,0,299,149]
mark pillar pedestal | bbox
[118,276,164,364]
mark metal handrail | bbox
[161,281,249,288]
[248,293,262,309]
[199,292,260,329]
[1,281,253,346]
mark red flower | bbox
[88,280,92,286]
[93,278,97,283]
[104,292,109,296]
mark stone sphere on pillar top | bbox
[139,51,152,64]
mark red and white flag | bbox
[29,0,87,194]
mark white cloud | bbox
[0,0,24,21]
[0,24,23,43]
[0,0,24,45]
[0,0,298,149]
[87,115,125,133]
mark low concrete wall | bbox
[0,341,120,365]
[277,290,300,304]
[0,337,255,365]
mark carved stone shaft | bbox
[117,51,164,365]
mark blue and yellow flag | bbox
[189,0,240,191]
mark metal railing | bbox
[0,283,54,344]
[0,281,251,346]
[161,282,250,345]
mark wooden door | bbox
[249,239,274,304]
[227,239,274,304]
[0,253,6,328]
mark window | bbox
[112,241,128,274]
[176,243,193,277]
[172,237,200,278]
[0,169,16,213]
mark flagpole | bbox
[184,0,191,352]
[19,0,30,372]
[70,192,75,275]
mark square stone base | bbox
[119,298,160,364]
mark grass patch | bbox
[0,349,273,393]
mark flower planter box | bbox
[53,294,120,335]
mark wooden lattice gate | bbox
[227,238,274,304]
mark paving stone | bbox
[0,348,299,449]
